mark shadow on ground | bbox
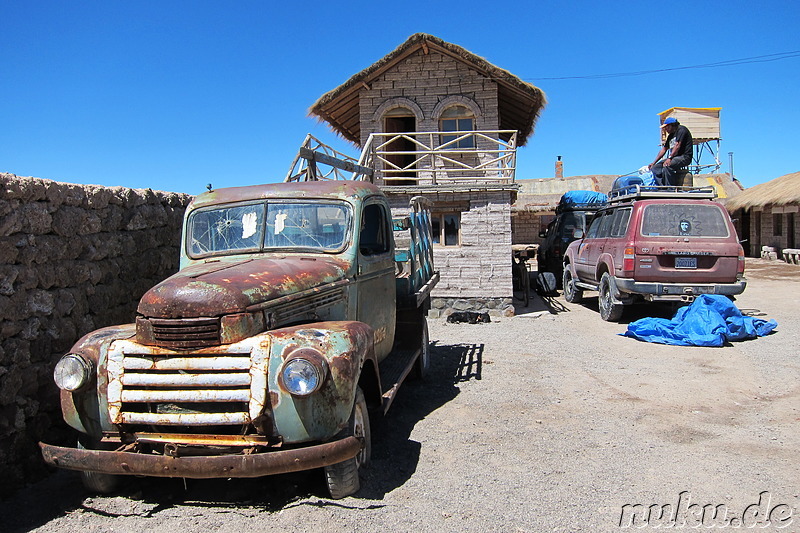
[513,289,570,316]
[0,341,482,530]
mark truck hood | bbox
[138,256,349,318]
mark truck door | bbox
[357,200,396,360]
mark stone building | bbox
[308,33,546,315]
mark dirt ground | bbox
[2,258,798,532]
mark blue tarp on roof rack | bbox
[622,294,777,347]
[556,190,607,212]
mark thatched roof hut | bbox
[309,33,546,147]
[725,171,800,210]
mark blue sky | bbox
[2,1,798,195]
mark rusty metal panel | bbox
[131,433,270,447]
[139,255,351,319]
[249,337,269,422]
[123,356,251,371]
[120,389,250,403]
[120,412,249,425]
[122,372,250,387]
[107,336,271,427]
[41,436,361,478]
[268,322,374,443]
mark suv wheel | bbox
[599,273,624,322]
[562,266,582,303]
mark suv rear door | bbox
[633,200,741,283]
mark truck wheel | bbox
[77,439,121,494]
[324,387,371,499]
[562,266,583,303]
[412,318,430,380]
[599,273,624,322]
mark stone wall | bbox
[0,173,192,497]
[358,47,500,145]
[388,189,514,317]
[731,206,800,258]
[511,210,551,245]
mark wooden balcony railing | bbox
[285,131,518,185]
[359,130,518,185]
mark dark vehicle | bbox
[538,191,606,287]
[562,185,746,321]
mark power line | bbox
[520,51,800,81]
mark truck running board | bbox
[378,347,420,414]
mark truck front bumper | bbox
[40,436,361,479]
[615,278,747,301]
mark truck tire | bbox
[324,387,371,499]
[77,439,121,494]
[599,273,624,322]
[412,318,430,380]
[562,267,583,303]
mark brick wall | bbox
[0,173,191,496]
[358,48,499,145]
[749,206,799,255]
[388,190,514,316]
[511,211,551,245]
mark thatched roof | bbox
[309,33,546,147]
[725,171,800,210]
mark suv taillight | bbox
[737,245,746,275]
[622,245,635,274]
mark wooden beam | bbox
[299,147,374,178]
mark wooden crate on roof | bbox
[658,107,721,142]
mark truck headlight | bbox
[280,349,328,396]
[54,354,93,391]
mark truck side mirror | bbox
[538,230,547,238]
[573,228,584,239]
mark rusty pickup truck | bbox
[41,180,438,499]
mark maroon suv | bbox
[561,186,746,321]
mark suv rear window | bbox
[640,204,730,238]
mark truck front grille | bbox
[107,341,268,427]
[149,317,221,348]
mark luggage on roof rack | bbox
[607,184,717,202]
[556,190,608,212]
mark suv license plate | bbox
[675,257,697,269]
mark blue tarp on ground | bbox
[622,294,777,347]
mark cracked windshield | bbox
[189,202,350,256]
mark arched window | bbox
[439,105,475,149]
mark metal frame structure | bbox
[691,139,722,174]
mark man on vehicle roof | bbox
[648,117,693,186]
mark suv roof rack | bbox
[555,202,607,213]
[608,185,717,203]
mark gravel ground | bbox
[3,258,798,532]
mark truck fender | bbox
[595,254,617,280]
[266,321,378,444]
[59,324,136,437]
